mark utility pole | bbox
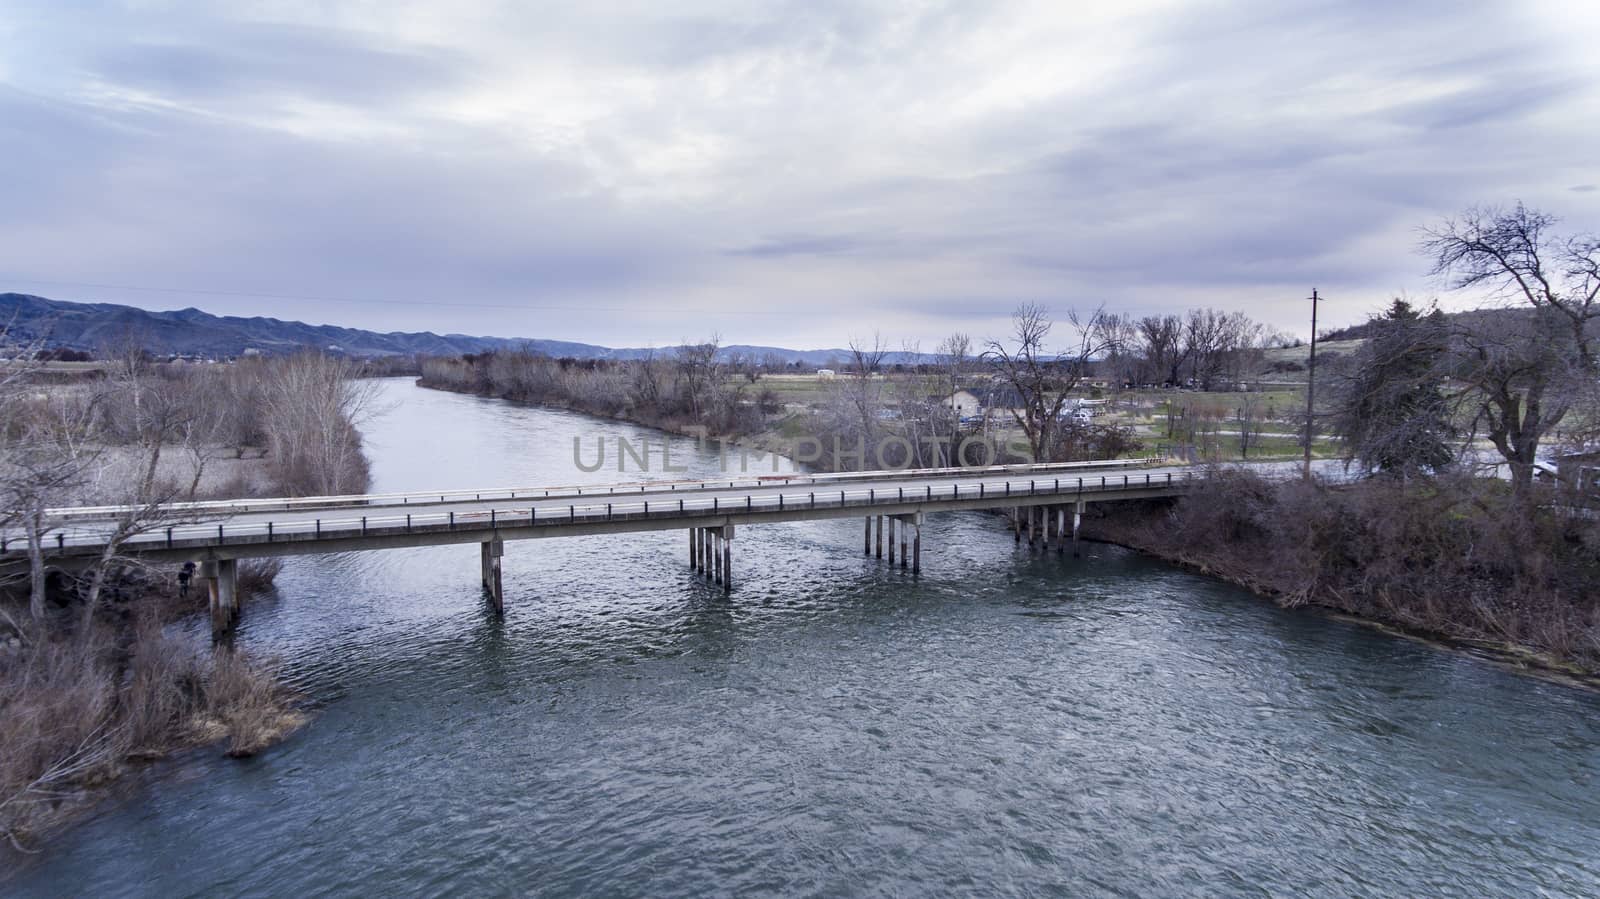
[1303,288,1320,480]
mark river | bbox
[7,378,1600,896]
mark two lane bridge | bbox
[5,459,1260,638]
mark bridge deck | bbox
[5,461,1225,564]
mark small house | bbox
[1556,450,1600,498]
[940,389,983,417]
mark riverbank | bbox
[0,564,308,850]
[1085,469,1600,679]
[1,355,377,850]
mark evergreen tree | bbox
[1333,299,1456,475]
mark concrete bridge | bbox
[4,459,1230,638]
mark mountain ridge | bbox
[0,293,918,365]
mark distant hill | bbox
[0,293,922,365]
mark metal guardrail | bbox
[38,458,1166,521]
[9,468,1198,556]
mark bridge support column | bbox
[1027,505,1037,547]
[702,528,712,578]
[690,527,699,570]
[912,513,921,573]
[721,525,733,592]
[897,516,908,569]
[1073,501,1084,558]
[481,538,504,615]
[876,515,884,559]
[1056,507,1067,555]
[707,527,720,585]
[1013,508,1021,542]
[865,517,872,555]
[887,517,896,566]
[203,559,238,642]
[1043,505,1055,551]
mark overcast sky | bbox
[2,0,1596,349]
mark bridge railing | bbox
[38,458,1165,521]
[11,469,1200,556]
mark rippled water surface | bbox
[8,379,1600,897]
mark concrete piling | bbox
[481,538,504,614]
[1073,501,1084,558]
[721,525,733,591]
[203,558,238,641]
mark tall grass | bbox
[0,614,300,848]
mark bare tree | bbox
[628,348,666,411]
[1096,312,1141,389]
[982,304,1111,462]
[1184,308,1263,390]
[1423,204,1600,491]
[260,352,379,496]
[1423,203,1599,370]
[674,334,722,420]
[1235,393,1264,459]
[842,332,889,445]
[1138,315,1185,386]
[0,338,102,621]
